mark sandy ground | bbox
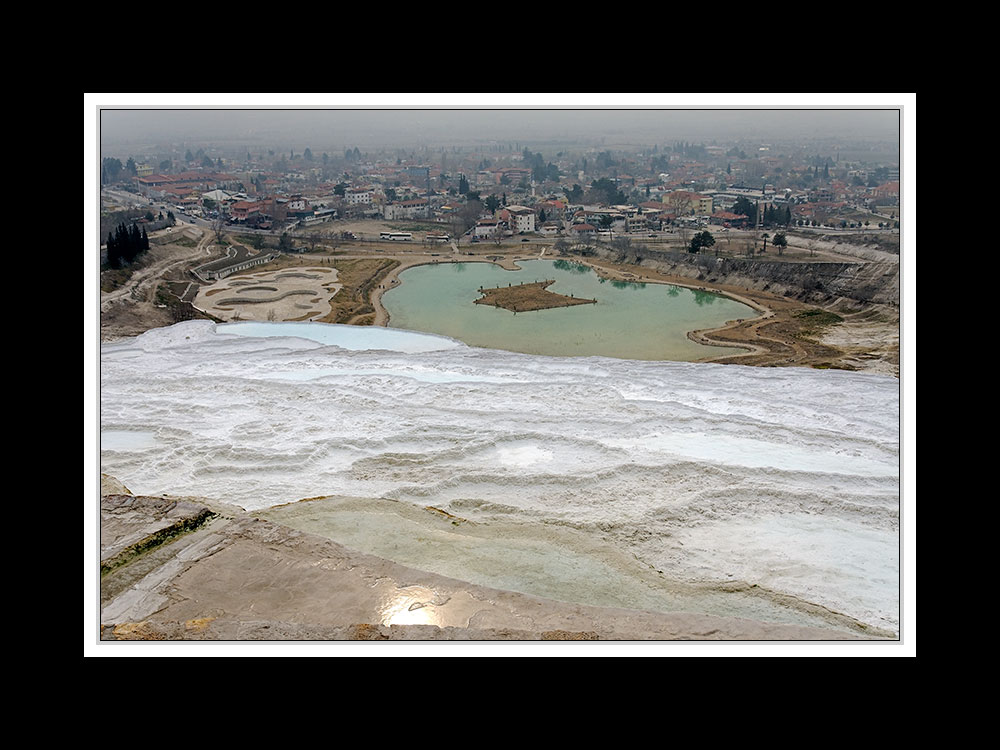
[193,266,341,323]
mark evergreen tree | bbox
[105,221,151,268]
[732,197,756,224]
[106,231,119,267]
[689,230,716,254]
[101,157,123,184]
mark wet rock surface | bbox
[97,492,871,643]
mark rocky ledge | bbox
[96,479,872,643]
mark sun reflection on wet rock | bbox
[378,585,445,626]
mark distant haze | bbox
[99,107,900,155]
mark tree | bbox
[598,214,615,239]
[304,148,313,162]
[588,178,626,205]
[456,197,483,238]
[772,232,788,256]
[101,157,123,184]
[104,221,149,268]
[732,196,756,225]
[689,230,715,254]
[664,191,694,217]
[278,233,293,252]
[458,174,470,195]
[212,215,227,244]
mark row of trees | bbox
[760,204,793,228]
[730,197,792,228]
[687,229,788,255]
[105,222,149,268]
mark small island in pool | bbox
[474,279,597,313]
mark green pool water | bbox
[381,259,755,361]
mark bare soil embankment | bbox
[576,241,899,376]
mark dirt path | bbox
[100,225,212,314]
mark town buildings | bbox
[106,137,899,239]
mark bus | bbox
[426,234,450,243]
[380,231,413,241]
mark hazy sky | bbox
[96,97,902,154]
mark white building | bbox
[383,198,429,220]
[473,220,501,240]
[345,188,373,205]
[504,205,536,234]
